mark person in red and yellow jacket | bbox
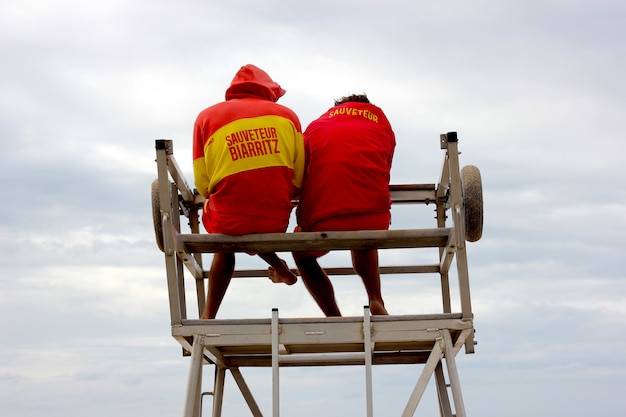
[290,94,396,316]
[193,64,304,319]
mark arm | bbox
[192,120,211,197]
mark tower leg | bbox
[401,339,443,417]
[363,306,374,417]
[183,335,205,417]
[271,309,280,417]
[211,366,226,417]
[434,362,453,417]
[442,329,467,417]
[231,367,264,417]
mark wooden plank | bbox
[372,317,471,333]
[186,183,437,207]
[389,184,436,192]
[177,228,452,254]
[178,313,463,328]
[179,314,463,326]
[279,321,364,345]
[214,351,433,368]
[228,264,440,279]
[389,184,437,204]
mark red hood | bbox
[225,64,286,102]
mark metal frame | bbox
[154,132,476,416]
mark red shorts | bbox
[202,202,289,236]
[298,212,391,258]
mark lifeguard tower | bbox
[152,132,483,417]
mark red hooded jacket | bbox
[193,65,304,233]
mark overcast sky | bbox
[1,0,625,416]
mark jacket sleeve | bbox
[292,130,305,196]
[193,119,211,197]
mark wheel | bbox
[461,165,483,242]
[151,179,165,252]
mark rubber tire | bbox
[151,179,165,252]
[461,165,483,242]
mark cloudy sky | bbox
[1,0,625,416]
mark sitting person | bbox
[193,64,304,319]
[288,93,396,316]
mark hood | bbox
[225,64,286,102]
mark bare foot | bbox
[369,300,389,315]
[268,260,298,285]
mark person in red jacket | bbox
[193,64,305,319]
[290,93,396,316]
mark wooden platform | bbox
[172,313,473,368]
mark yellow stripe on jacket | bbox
[193,114,304,197]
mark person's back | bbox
[194,66,304,235]
[292,94,396,316]
[193,64,304,319]
[297,97,395,231]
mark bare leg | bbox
[293,252,342,316]
[201,252,235,319]
[352,249,388,315]
[261,253,298,285]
